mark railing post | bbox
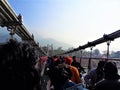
[80,50,83,65]
[106,40,111,62]
[6,14,22,40]
[7,26,15,40]
[88,47,93,73]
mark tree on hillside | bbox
[110,51,120,58]
[93,49,101,57]
[53,47,65,55]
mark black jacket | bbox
[92,79,120,90]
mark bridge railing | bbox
[75,57,120,73]
[0,0,48,56]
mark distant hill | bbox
[0,29,10,43]
[0,30,73,50]
[0,28,21,43]
[37,37,73,50]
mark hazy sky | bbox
[7,0,120,52]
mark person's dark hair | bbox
[96,61,105,83]
[97,61,105,69]
[0,40,39,90]
[72,56,76,61]
[48,64,72,90]
[72,56,76,59]
[104,62,120,80]
[56,66,72,80]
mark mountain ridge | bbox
[0,30,73,50]
[36,37,73,50]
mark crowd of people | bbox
[44,55,85,90]
[0,39,40,90]
[1,39,120,90]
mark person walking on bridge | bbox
[84,60,105,90]
[64,56,82,84]
[71,56,86,75]
[92,62,120,90]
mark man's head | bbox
[104,62,119,79]
[64,56,73,65]
[97,61,105,69]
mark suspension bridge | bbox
[1,1,120,90]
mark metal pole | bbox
[51,44,54,56]
[106,41,111,62]
[7,26,15,40]
[88,47,93,73]
[47,44,49,56]
[80,50,83,65]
